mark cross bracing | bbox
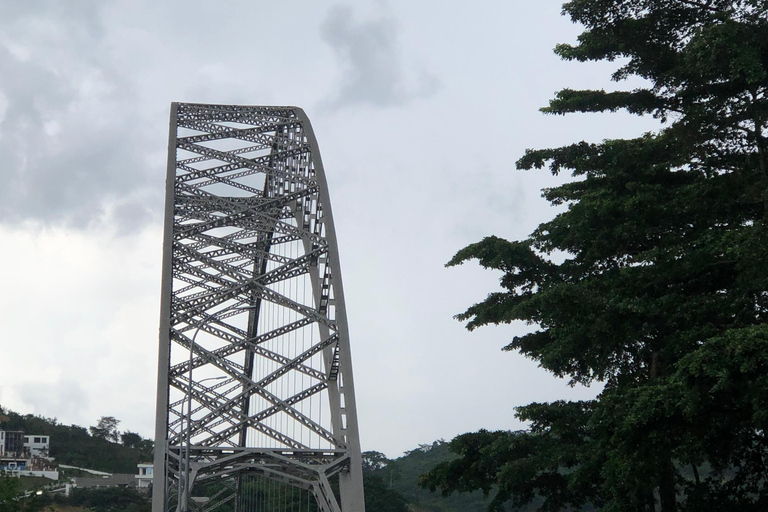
[153,103,365,512]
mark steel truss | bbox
[152,103,365,512]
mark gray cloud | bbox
[0,2,162,231]
[320,5,439,109]
[18,378,89,425]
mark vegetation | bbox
[2,470,149,512]
[0,471,23,512]
[67,487,150,512]
[1,404,461,511]
[421,1,768,511]
[2,400,535,511]
[89,417,121,443]
[20,487,150,512]
[0,407,153,473]
[364,443,500,512]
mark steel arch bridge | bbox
[152,103,365,512]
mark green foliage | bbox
[15,485,150,512]
[0,408,153,473]
[68,487,150,512]
[363,474,410,512]
[427,1,768,511]
[373,441,507,512]
[120,431,142,449]
[362,451,390,473]
[0,472,23,512]
[420,427,599,512]
[89,416,120,442]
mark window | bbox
[41,437,47,444]
[147,467,153,475]
[24,437,29,443]
[34,437,41,444]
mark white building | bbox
[23,434,50,457]
[136,463,153,489]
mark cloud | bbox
[0,2,162,231]
[17,378,90,426]
[320,5,439,109]
[0,223,161,435]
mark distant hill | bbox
[365,441,497,512]
[0,406,532,511]
[0,407,153,474]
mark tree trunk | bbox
[650,353,677,511]
[658,456,677,512]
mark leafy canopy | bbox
[422,1,768,511]
[89,416,121,442]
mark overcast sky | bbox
[0,1,660,458]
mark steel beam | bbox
[152,103,365,512]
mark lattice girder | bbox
[153,103,365,512]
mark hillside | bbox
[0,407,153,474]
[365,441,498,512]
[1,406,518,511]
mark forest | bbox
[422,1,768,511]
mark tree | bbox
[362,451,390,473]
[0,472,22,512]
[421,1,768,511]
[120,431,142,449]
[363,475,411,512]
[69,487,150,512]
[360,451,414,512]
[89,416,120,442]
